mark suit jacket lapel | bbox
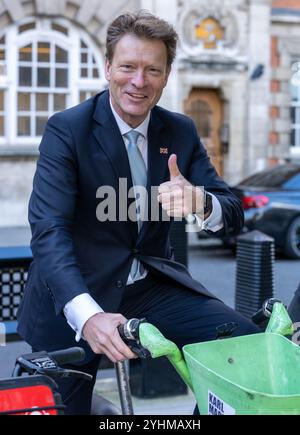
[92,91,137,237]
[92,91,134,189]
[147,109,170,190]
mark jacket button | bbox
[132,248,139,254]
[116,280,123,288]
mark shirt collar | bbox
[109,97,150,139]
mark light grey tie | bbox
[124,130,147,280]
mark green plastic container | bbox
[183,333,300,415]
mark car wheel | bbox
[284,216,300,259]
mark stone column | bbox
[246,0,271,175]
[224,75,248,184]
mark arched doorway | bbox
[184,88,223,175]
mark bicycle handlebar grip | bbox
[252,298,282,325]
[118,318,150,359]
[118,318,148,343]
[49,347,85,365]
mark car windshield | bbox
[239,164,300,188]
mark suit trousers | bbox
[46,270,260,415]
[288,283,300,324]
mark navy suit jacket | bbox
[17,90,244,356]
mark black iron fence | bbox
[0,247,32,341]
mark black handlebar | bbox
[118,318,143,342]
[118,318,151,359]
[251,298,282,325]
[13,347,92,381]
[49,347,85,365]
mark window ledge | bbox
[0,144,39,157]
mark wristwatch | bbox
[204,191,213,216]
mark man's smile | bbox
[125,92,148,100]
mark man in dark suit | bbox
[17,11,259,414]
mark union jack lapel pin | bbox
[160,147,168,154]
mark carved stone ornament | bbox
[178,3,239,59]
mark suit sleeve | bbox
[186,118,244,237]
[29,113,90,315]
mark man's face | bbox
[105,33,170,127]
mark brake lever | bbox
[16,353,93,381]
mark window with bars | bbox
[0,90,4,137]
[80,39,100,79]
[0,35,5,137]
[0,18,105,144]
[0,35,5,76]
[291,80,300,148]
[17,42,69,136]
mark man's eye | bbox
[149,68,161,75]
[121,65,133,70]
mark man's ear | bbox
[105,58,111,81]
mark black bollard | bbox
[235,230,275,319]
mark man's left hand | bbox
[157,154,204,218]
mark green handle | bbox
[139,323,193,391]
[265,302,294,336]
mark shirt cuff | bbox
[193,193,224,232]
[63,293,104,342]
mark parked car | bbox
[230,163,300,259]
[198,163,300,258]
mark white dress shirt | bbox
[64,101,224,341]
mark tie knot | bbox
[125,130,140,147]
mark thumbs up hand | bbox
[157,154,205,218]
[168,154,181,180]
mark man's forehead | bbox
[115,34,166,50]
[113,34,168,61]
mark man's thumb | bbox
[168,154,181,180]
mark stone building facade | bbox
[0,0,299,227]
[270,0,300,166]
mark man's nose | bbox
[131,70,147,88]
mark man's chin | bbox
[122,107,149,119]
[123,103,149,114]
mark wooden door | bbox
[184,88,223,175]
